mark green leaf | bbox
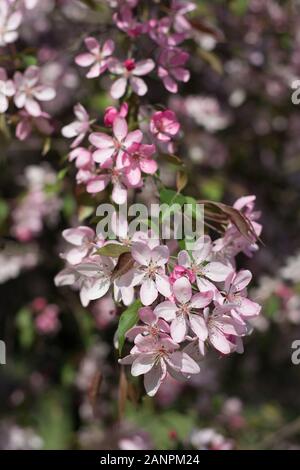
[16,308,35,349]
[159,188,186,206]
[96,243,130,257]
[78,205,94,222]
[117,300,142,354]
[57,167,68,181]
[22,54,38,67]
[0,198,8,224]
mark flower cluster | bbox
[54,0,263,398]
[62,102,180,203]
[11,165,61,242]
[0,1,56,141]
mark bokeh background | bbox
[1,0,300,450]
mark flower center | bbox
[124,58,136,72]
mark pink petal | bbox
[133,59,155,76]
[203,262,232,282]
[113,116,128,141]
[236,298,261,317]
[92,148,115,165]
[170,314,187,343]
[139,307,156,325]
[126,164,141,185]
[233,270,252,292]
[131,242,152,265]
[110,77,127,99]
[151,245,169,266]
[171,67,190,82]
[112,181,127,204]
[190,291,213,309]
[34,86,55,101]
[130,76,147,96]
[131,353,156,376]
[163,75,178,93]
[209,328,231,354]
[144,361,166,396]
[62,226,93,245]
[167,351,200,375]
[75,53,95,67]
[86,63,103,79]
[86,176,109,193]
[140,278,158,306]
[140,158,157,174]
[89,132,114,148]
[25,97,41,117]
[155,273,171,298]
[84,37,100,53]
[124,129,143,147]
[188,313,208,341]
[102,39,115,57]
[154,301,177,321]
[173,277,192,304]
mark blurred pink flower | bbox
[150,109,180,142]
[62,103,91,148]
[0,67,15,113]
[158,47,190,93]
[75,37,115,79]
[14,66,56,117]
[0,1,22,46]
[16,110,53,141]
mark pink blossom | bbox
[116,241,171,305]
[86,164,138,205]
[126,306,170,341]
[158,47,190,93]
[55,255,114,307]
[75,37,115,78]
[155,277,213,343]
[104,103,128,127]
[31,297,47,312]
[171,0,196,34]
[119,335,200,396]
[150,109,180,142]
[91,294,117,329]
[35,304,60,335]
[0,67,15,113]
[199,304,247,355]
[89,116,142,167]
[178,235,232,296]
[114,6,146,38]
[120,142,157,185]
[16,110,53,141]
[62,103,91,148]
[221,270,261,321]
[14,66,56,117]
[0,1,22,46]
[61,226,104,265]
[68,147,93,169]
[108,58,155,99]
[148,17,186,47]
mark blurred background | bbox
[1,0,300,450]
